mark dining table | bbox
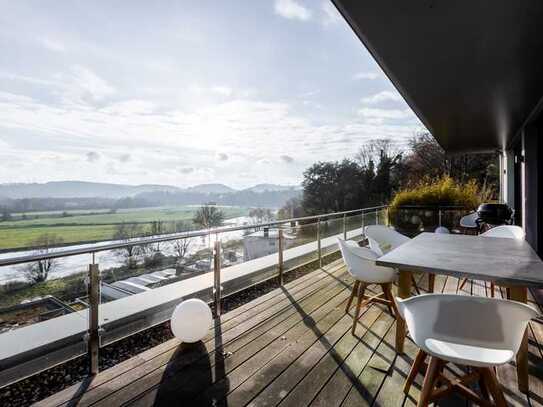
[376,232,543,394]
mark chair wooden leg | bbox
[404,349,426,395]
[345,281,360,313]
[428,273,435,293]
[490,282,495,298]
[459,277,469,290]
[480,367,507,407]
[417,356,441,407]
[478,369,490,401]
[380,283,395,317]
[411,275,421,295]
[351,283,366,335]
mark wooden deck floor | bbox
[38,259,543,407]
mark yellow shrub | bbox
[389,176,487,211]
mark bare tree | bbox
[193,204,225,229]
[172,238,192,262]
[114,223,144,269]
[23,234,64,284]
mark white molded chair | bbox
[397,294,538,407]
[460,212,479,232]
[364,225,410,256]
[478,225,525,298]
[481,225,525,240]
[365,225,430,294]
[337,238,398,334]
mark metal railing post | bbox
[362,211,365,235]
[278,229,284,285]
[343,214,347,240]
[438,208,442,227]
[88,261,100,376]
[375,208,379,225]
[213,240,222,317]
[317,218,322,268]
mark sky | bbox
[0,0,424,189]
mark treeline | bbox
[0,189,301,219]
[135,189,301,208]
[282,132,499,217]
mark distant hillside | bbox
[185,184,236,194]
[243,184,299,193]
[0,181,180,199]
[0,181,302,210]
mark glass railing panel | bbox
[96,234,214,347]
[0,250,89,387]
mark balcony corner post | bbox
[343,214,347,240]
[213,239,222,317]
[317,218,322,268]
[278,229,284,286]
[88,261,100,376]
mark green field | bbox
[0,206,249,250]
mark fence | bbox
[0,205,387,388]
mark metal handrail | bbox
[0,205,387,267]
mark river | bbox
[0,216,254,284]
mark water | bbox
[0,216,254,284]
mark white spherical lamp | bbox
[170,298,213,343]
[435,226,450,234]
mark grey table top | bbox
[376,232,543,287]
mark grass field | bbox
[0,206,249,250]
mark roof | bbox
[333,1,543,152]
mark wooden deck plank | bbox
[39,261,347,407]
[246,306,386,407]
[282,310,395,407]
[48,263,348,407]
[218,310,368,406]
[310,313,395,407]
[83,269,351,406]
[36,256,543,407]
[124,278,354,406]
[208,309,356,406]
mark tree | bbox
[403,132,499,190]
[193,204,225,229]
[302,159,368,215]
[356,138,404,204]
[114,223,144,269]
[1,207,11,222]
[23,234,64,284]
[172,238,192,262]
[277,197,304,220]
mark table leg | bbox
[396,269,412,354]
[509,286,529,394]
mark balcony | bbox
[35,258,543,406]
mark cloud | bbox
[321,2,341,26]
[178,167,194,174]
[86,151,100,162]
[353,71,380,80]
[210,86,233,97]
[40,38,66,52]
[361,90,403,105]
[280,154,294,163]
[358,107,411,120]
[59,66,116,104]
[118,153,131,163]
[217,152,229,161]
[274,0,311,21]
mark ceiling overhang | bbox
[333,0,543,153]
